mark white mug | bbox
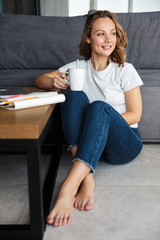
[68,68,85,91]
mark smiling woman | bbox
[35,10,143,227]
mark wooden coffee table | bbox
[0,88,62,240]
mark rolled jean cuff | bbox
[67,144,78,151]
[72,158,95,173]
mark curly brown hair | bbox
[79,10,128,66]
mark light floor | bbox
[0,144,160,240]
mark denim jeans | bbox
[61,91,143,172]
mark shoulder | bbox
[110,62,136,72]
[110,62,140,80]
[122,62,137,72]
[59,59,88,72]
[78,59,88,68]
[118,62,143,92]
[120,62,141,79]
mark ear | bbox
[86,37,91,44]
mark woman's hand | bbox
[35,69,69,90]
[53,71,69,89]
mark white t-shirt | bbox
[59,59,143,128]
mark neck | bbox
[91,56,109,71]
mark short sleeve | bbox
[59,60,88,73]
[59,61,77,73]
[120,63,143,92]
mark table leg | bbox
[27,140,44,240]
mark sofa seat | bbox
[137,69,160,86]
[137,69,160,142]
[0,69,56,86]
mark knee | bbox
[64,90,88,103]
[62,90,89,112]
[87,101,111,114]
[106,157,133,165]
[103,142,143,165]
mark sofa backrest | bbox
[116,11,160,69]
[0,11,160,70]
[0,13,86,70]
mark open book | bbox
[0,91,65,110]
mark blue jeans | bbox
[61,91,143,173]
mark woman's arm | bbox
[121,86,142,125]
[34,70,69,90]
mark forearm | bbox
[121,111,141,126]
[35,70,68,90]
[122,87,142,126]
[34,74,55,89]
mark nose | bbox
[104,34,111,42]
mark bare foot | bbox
[47,190,75,227]
[74,173,95,211]
[47,160,91,227]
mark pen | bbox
[0,96,38,106]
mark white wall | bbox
[40,0,90,16]
[40,0,69,16]
[68,0,90,16]
[40,0,160,16]
[93,0,160,12]
[132,0,160,12]
[96,0,129,12]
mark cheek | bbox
[91,38,103,46]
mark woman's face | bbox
[86,17,116,59]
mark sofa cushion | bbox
[135,69,160,142]
[139,85,160,141]
[0,69,55,86]
[117,12,160,69]
[0,13,86,70]
[137,69,160,86]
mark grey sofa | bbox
[0,11,160,142]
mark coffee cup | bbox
[67,68,85,91]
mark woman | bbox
[35,10,143,227]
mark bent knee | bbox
[66,90,88,100]
[87,101,111,113]
[104,145,142,165]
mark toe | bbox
[77,200,82,210]
[62,214,69,226]
[74,199,78,209]
[78,200,85,211]
[53,216,60,227]
[47,217,54,224]
[58,216,63,226]
[80,201,86,211]
[85,199,94,210]
[67,214,73,224]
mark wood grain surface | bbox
[0,87,56,139]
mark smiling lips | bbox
[102,45,112,50]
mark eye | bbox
[111,32,116,36]
[97,33,104,37]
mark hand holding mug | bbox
[53,71,69,89]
